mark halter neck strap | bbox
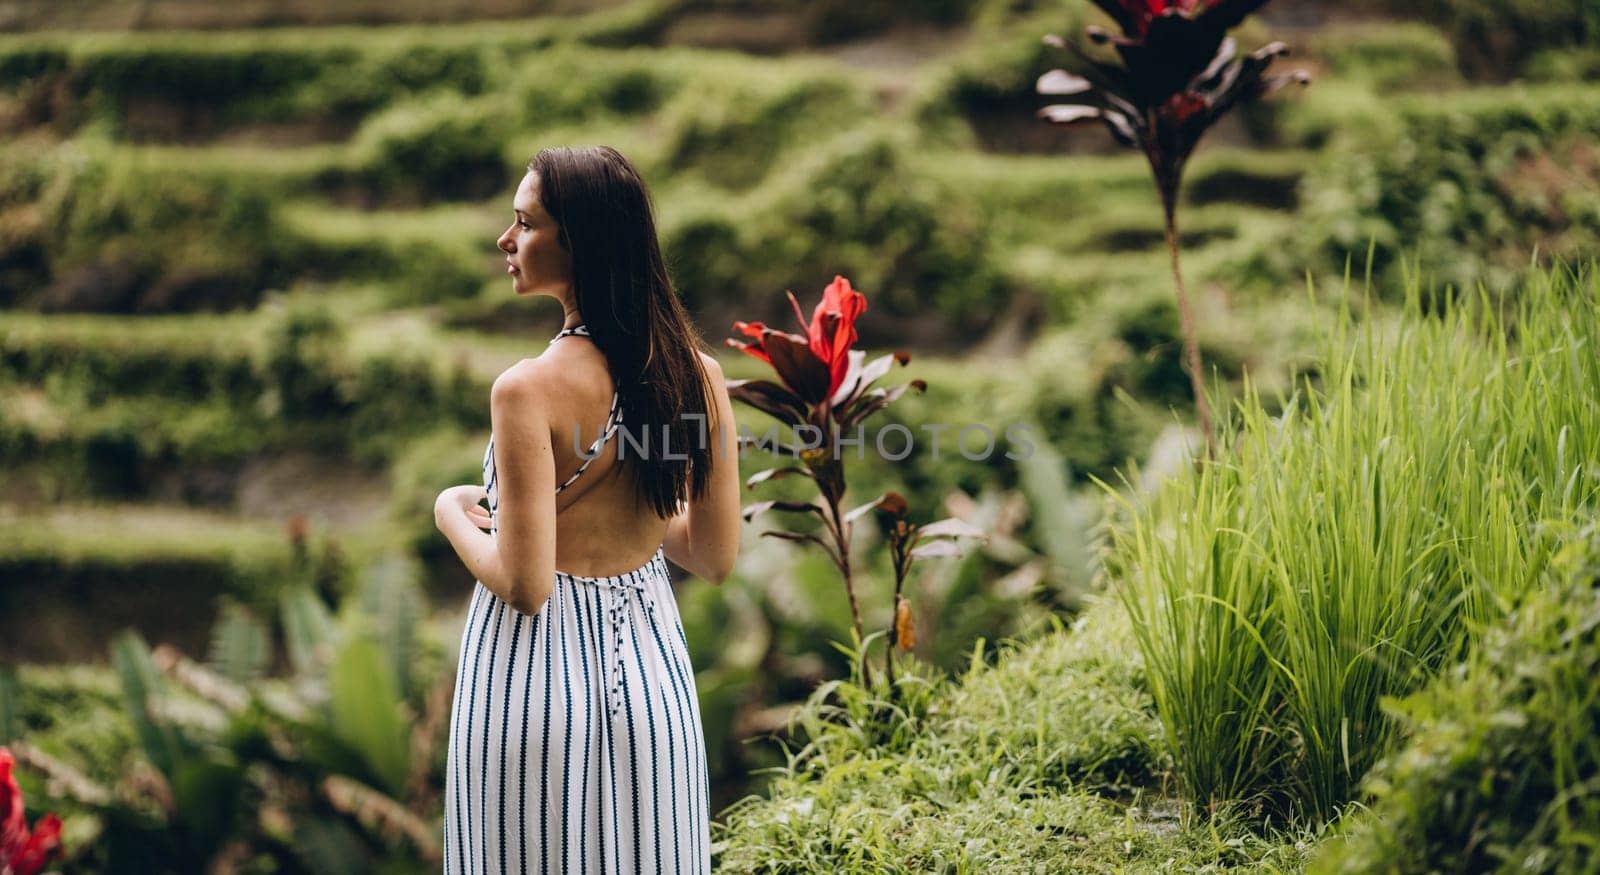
[550,323,589,343]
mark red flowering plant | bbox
[1036,0,1309,447]
[1,747,63,875]
[727,276,981,690]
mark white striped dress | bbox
[443,324,712,874]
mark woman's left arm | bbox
[434,361,558,615]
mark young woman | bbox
[433,146,741,874]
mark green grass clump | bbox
[935,601,1166,792]
[1109,262,1600,823]
[1314,520,1600,874]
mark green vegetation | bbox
[0,306,487,497]
[3,665,133,786]
[1353,0,1600,78]
[4,13,1593,330]
[1524,46,1600,83]
[714,602,1317,872]
[4,556,445,869]
[86,567,441,871]
[659,66,871,190]
[0,144,292,311]
[0,25,551,139]
[719,261,1600,870]
[4,3,1599,871]
[1110,265,1600,821]
[1288,85,1600,297]
[1315,520,1600,874]
[1305,22,1463,92]
[335,94,513,205]
[664,130,1005,324]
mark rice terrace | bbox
[1,0,1598,871]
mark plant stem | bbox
[884,553,904,700]
[842,559,873,690]
[824,495,872,689]
[1164,202,1215,456]
[884,628,897,697]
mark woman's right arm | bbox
[663,352,741,585]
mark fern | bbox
[207,601,269,685]
[280,585,336,681]
[110,630,186,779]
[357,554,423,701]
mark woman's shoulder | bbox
[491,345,615,407]
[494,355,544,386]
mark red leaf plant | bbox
[728,275,966,689]
[1,747,64,875]
[1036,0,1309,449]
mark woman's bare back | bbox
[533,334,670,577]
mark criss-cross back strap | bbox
[556,390,622,494]
[548,322,622,495]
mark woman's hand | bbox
[465,505,493,530]
[435,485,490,531]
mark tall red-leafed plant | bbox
[727,276,980,690]
[1,747,63,875]
[1036,0,1309,448]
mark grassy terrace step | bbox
[916,147,1313,309]
[0,301,517,381]
[0,311,258,396]
[0,17,572,53]
[282,201,504,304]
[0,299,855,418]
[920,148,1314,217]
[0,23,871,148]
[0,306,485,390]
[0,0,636,30]
[0,503,336,663]
[0,7,664,103]
[1272,78,1600,148]
[0,308,489,500]
[0,284,1315,512]
[118,142,346,188]
[283,202,502,250]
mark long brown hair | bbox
[529,145,716,519]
